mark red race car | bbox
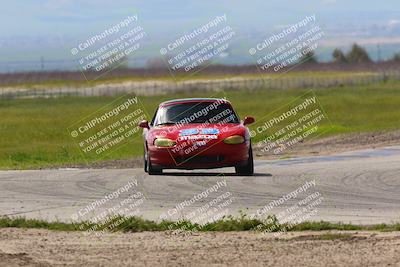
[138,98,255,175]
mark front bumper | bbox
[148,139,250,169]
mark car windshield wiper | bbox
[156,121,176,126]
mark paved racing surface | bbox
[0,146,399,224]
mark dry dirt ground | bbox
[0,228,399,266]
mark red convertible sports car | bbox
[138,98,255,175]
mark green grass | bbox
[0,80,400,169]
[4,71,378,89]
[0,215,399,233]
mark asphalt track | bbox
[0,146,399,225]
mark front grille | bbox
[175,155,224,164]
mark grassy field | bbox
[1,215,399,233]
[0,80,399,169]
[3,71,379,89]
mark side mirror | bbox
[243,116,255,126]
[138,120,150,129]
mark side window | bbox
[228,104,241,124]
[150,107,158,126]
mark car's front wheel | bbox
[143,145,148,173]
[147,151,163,175]
[235,145,254,176]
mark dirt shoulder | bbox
[0,228,399,266]
[254,129,400,160]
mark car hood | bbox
[150,123,246,140]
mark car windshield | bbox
[153,101,240,126]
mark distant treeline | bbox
[2,43,400,86]
[309,43,385,64]
[1,62,400,86]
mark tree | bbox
[299,49,317,64]
[391,53,400,61]
[332,48,347,63]
[346,44,372,63]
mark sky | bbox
[1,0,400,71]
[2,0,399,36]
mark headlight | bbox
[223,135,245,144]
[154,138,176,147]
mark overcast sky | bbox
[1,0,399,71]
[2,0,399,37]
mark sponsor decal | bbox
[200,128,219,135]
[179,128,199,136]
[179,128,219,136]
[179,135,218,141]
[195,141,207,146]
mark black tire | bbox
[235,145,254,176]
[143,146,148,173]
[147,151,163,175]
